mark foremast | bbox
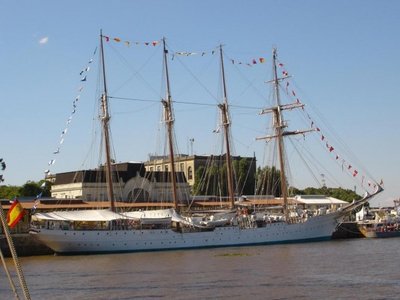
[161,38,179,211]
[99,30,115,212]
[257,48,313,221]
[218,45,235,209]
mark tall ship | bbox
[29,32,383,254]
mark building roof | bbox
[145,154,256,164]
[53,162,145,185]
[294,195,348,205]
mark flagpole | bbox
[0,205,31,300]
[0,246,20,299]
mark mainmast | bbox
[100,30,115,212]
[256,48,312,221]
[161,37,179,210]
[218,45,235,209]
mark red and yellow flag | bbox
[7,199,25,228]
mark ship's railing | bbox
[30,219,172,231]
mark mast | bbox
[256,48,312,221]
[271,48,289,220]
[100,30,115,212]
[218,45,235,209]
[161,37,179,210]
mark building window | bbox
[180,163,184,171]
[157,166,161,171]
[165,165,169,172]
[188,166,193,180]
[150,167,153,171]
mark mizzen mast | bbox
[218,45,235,209]
[100,30,115,212]
[161,37,179,210]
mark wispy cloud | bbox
[39,36,49,45]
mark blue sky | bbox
[1,0,399,206]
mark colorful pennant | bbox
[276,60,380,192]
[102,35,266,68]
[102,35,160,47]
[43,47,97,179]
[0,158,5,182]
[172,48,266,67]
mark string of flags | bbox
[32,182,45,213]
[276,61,381,192]
[102,35,161,47]
[102,35,266,67]
[31,48,98,211]
[44,47,97,177]
[0,158,6,182]
[172,49,266,67]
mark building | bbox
[49,162,191,204]
[124,170,191,204]
[50,162,144,201]
[49,155,257,204]
[144,154,257,188]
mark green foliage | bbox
[192,158,255,196]
[38,180,51,197]
[0,180,51,199]
[325,187,361,202]
[19,181,42,197]
[233,159,255,195]
[0,185,20,199]
[294,186,361,203]
[255,166,282,197]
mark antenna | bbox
[321,173,326,188]
[189,138,194,155]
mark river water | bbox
[1,238,399,299]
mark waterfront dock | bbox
[1,234,53,257]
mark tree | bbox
[192,158,255,197]
[233,158,255,195]
[0,185,20,199]
[295,186,361,203]
[256,166,282,197]
[19,181,42,197]
[0,180,51,200]
[38,180,51,197]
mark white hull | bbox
[30,213,339,254]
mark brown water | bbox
[1,238,399,299]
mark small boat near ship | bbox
[357,200,400,238]
[29,32,383,254]
[359,221,400,238]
